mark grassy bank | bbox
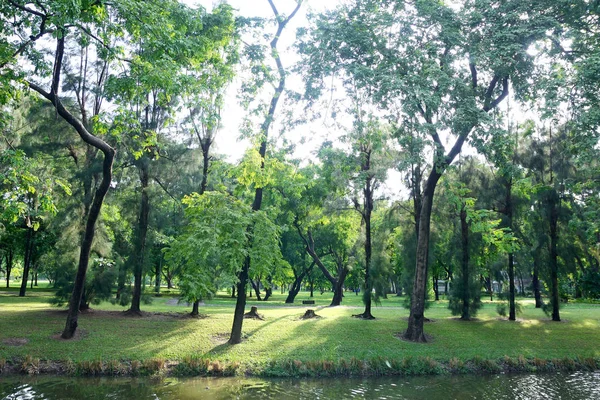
[1,287,599,377]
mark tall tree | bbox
[299,0,557,341]
[228,0,302,345]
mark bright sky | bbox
[189,0,343,161]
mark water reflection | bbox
[1,372,599,400]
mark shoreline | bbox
[2,354,599,378]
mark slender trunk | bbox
[518,268,525,296]
[6,250,13,288]
[229,256,249,344]
[501,175,516,321]
[62,145,114,339]
[310,280,314,297]
[251,279,262,301]
[228,0,301,345]
[34,269,38,286]
[129,159,150,315]
[433,275,439,301]
[508,253,516,321]
[359,177,374,319]
[154,252,162,294]
[532,249,542,308]
[460,206,470,320]
[19,227,34,297]
[231,285,236,298]
[549,190,560,321]
[404,169,441,342]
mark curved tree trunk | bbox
[28,35,116,339]
[330,267,348,306]
[286,262,314,304]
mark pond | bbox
[2,371,600,399]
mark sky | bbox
[183,0,407,199]
[190,0,343,162]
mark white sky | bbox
[186,0,408,199]
[186,0,536,202]
[189,0,338,161]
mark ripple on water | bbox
[2,372,600,399]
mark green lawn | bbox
[1,288,599,376]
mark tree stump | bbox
[301,309,320,319]
[243,306,264,320]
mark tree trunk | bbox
[229,256,250,344]
[251,279,262,301]
[231,285,236,298]
[129,159,150,315]
[549,190,560,321]
[154,252,162,294]
[5,250,13,288]
[62,145,114,339]
[330,267,348,306]
[404,169,441,342]
[532,249,543,308]
[356,171,375,319]
[460,206,470,320]
[19,227,34,297]
[508,253,516,321]
[228,0,301,345]
[506,178,516,321]
[191,300,200,317]
[286,263,313,303]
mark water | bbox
[1,372,600,399]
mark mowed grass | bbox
[1,286,599,373]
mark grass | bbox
[1,286,599,377]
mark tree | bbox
[299,0,557,341]
[228,0,302,345]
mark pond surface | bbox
[2,371,600,399]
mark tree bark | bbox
[191,300,200,316]
[154,252,162,294]
[460,206,470,320]
[404,168,442,342]
[129,158,150,315]
[331,267,348,306]
[28,35,116,339]
[229,1,301,345]
[251,279,263,301]
[286,262,314,303]
[356,150,375,319]
[19,227,34,297]
[229,256,250,344]
[5,250,13,288]
[549,189,560,321]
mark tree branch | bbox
[484,76,509,112]
[469,62,478,89]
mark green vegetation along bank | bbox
[1,288,599,378]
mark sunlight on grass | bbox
[2,291,600,368]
